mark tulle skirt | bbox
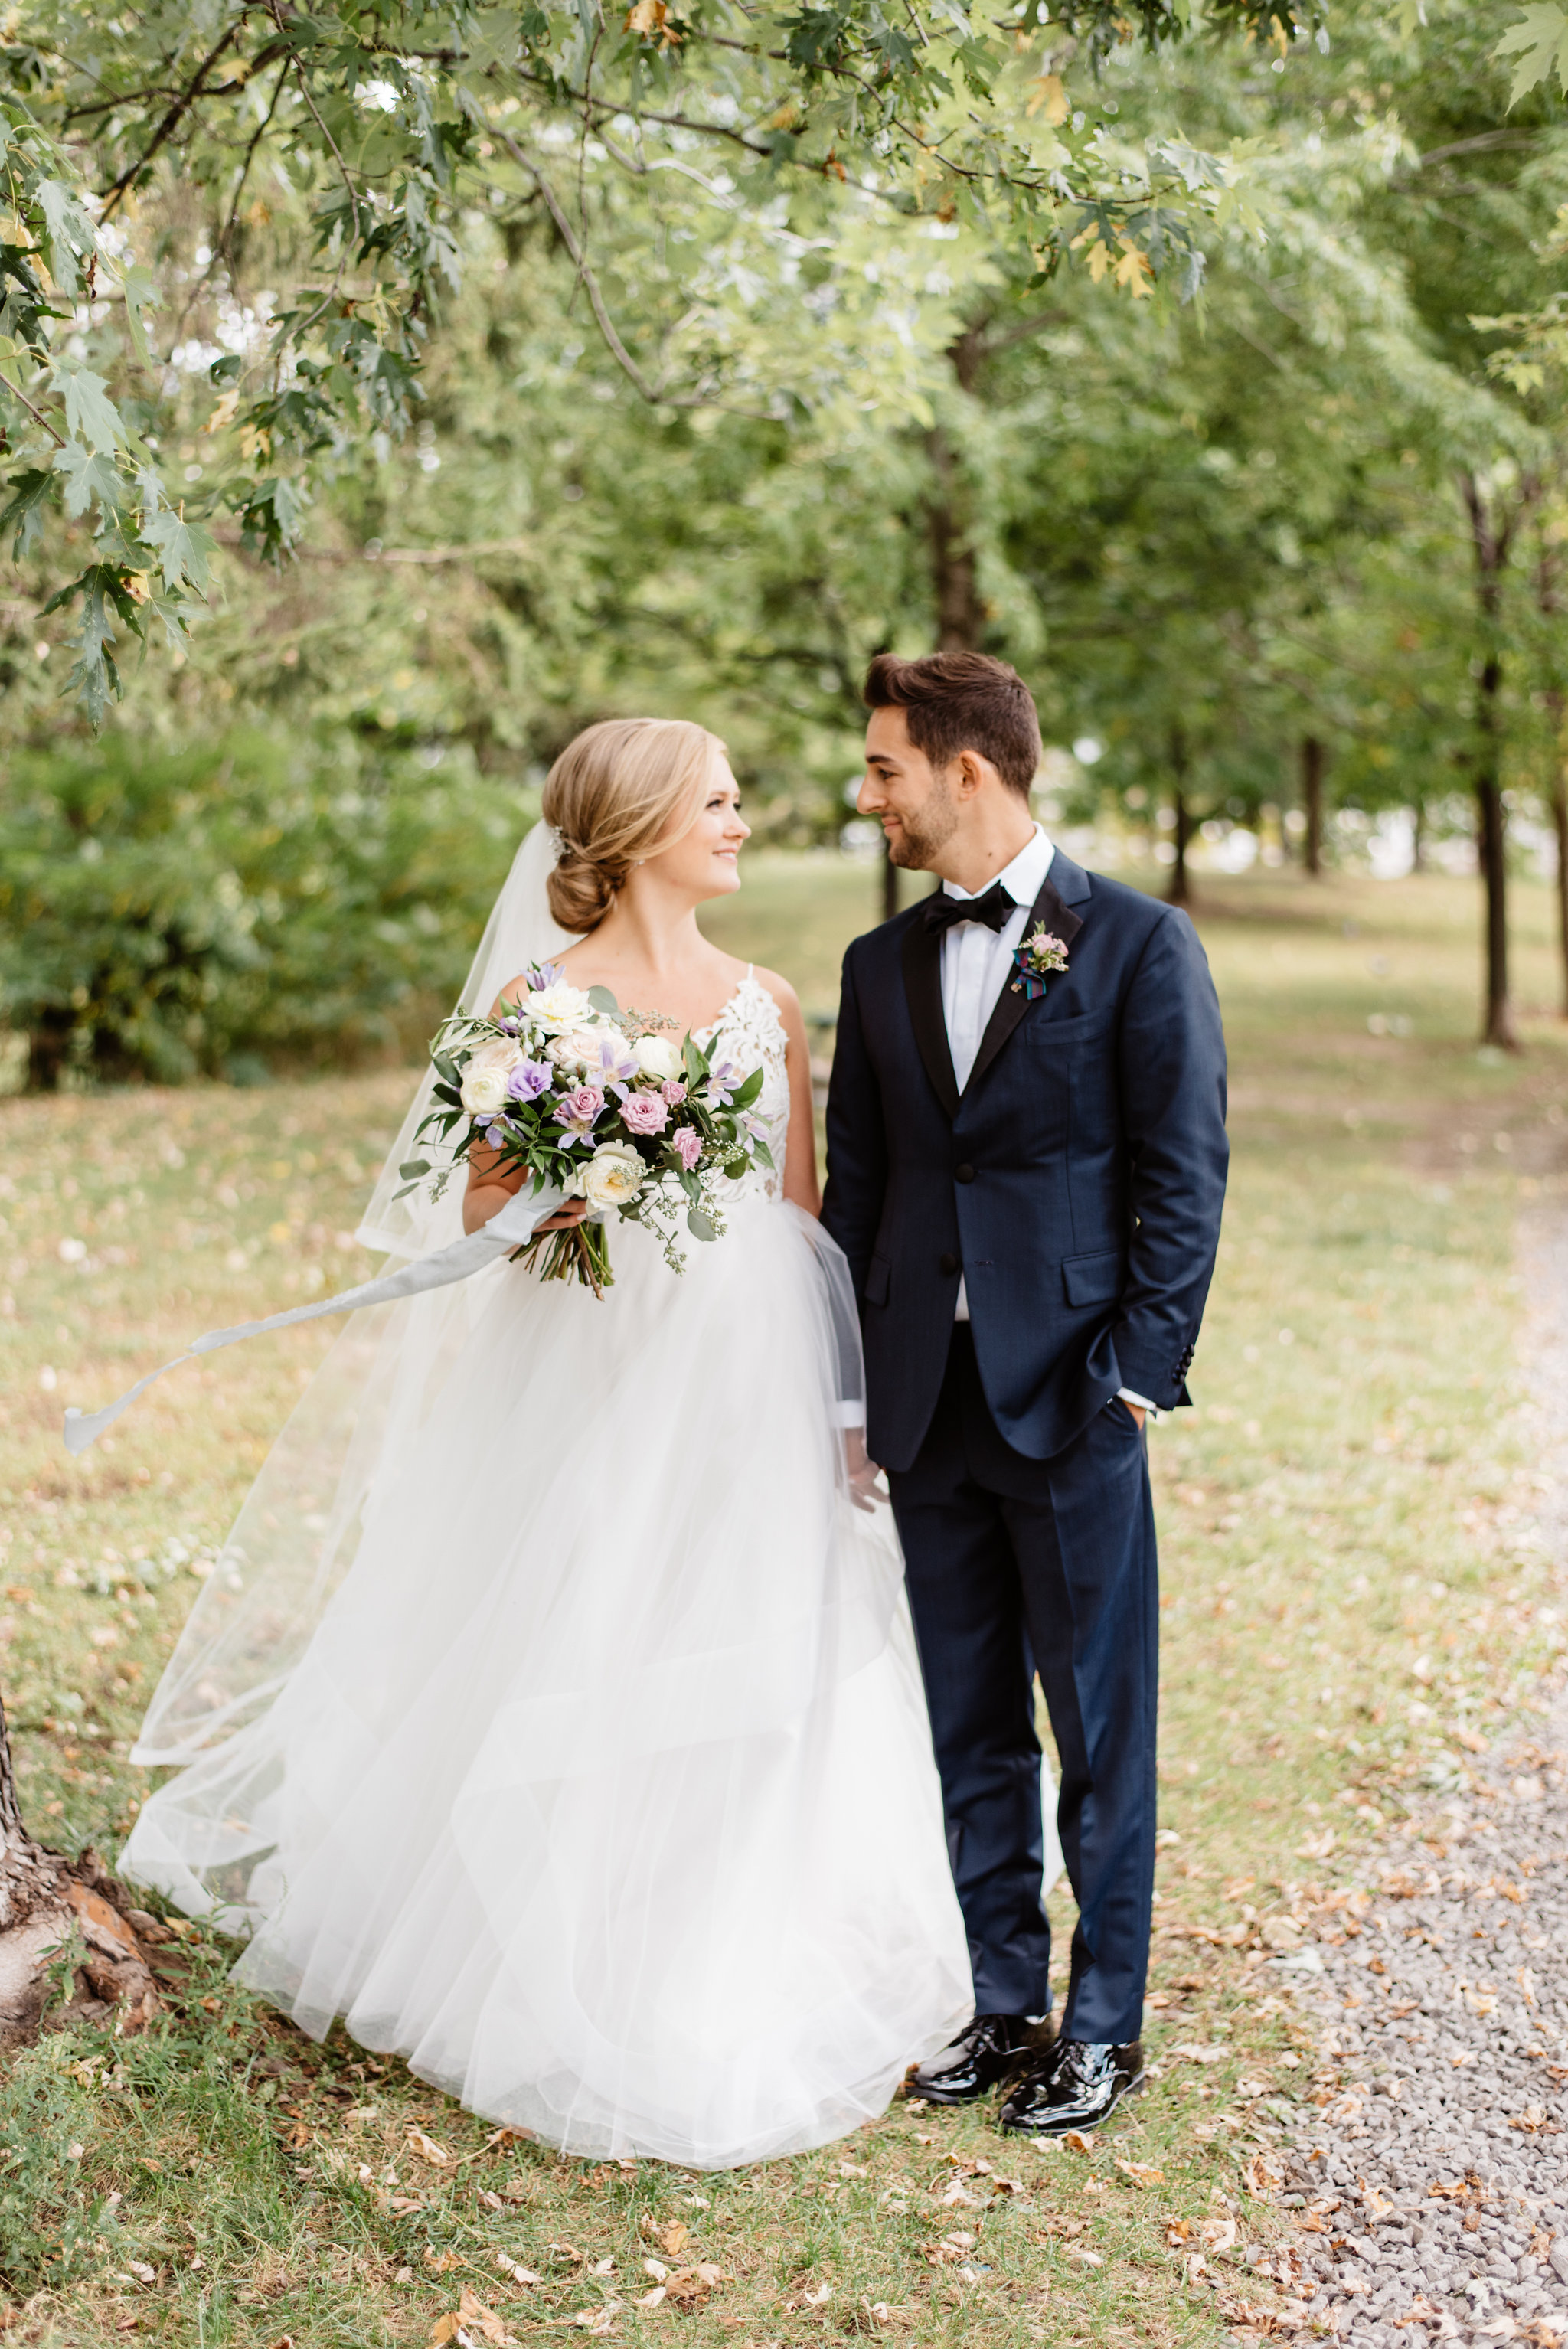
[121,1199,974,2168]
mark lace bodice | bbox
[694,969,789,1205]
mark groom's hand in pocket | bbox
[844,1427,887,1512]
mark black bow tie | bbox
[923,880,1017,938]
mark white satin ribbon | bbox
[61,1186,566,1458]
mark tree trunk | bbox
[926,427,983,653]
[1535,540,1568,1018]
[1460,468,1530,1051]
[1168,727,1193,906]
[1301,736,1325,878]
[0,1688,162,2047]
[1411,798,1426,875]
[1548,690,1568,1019]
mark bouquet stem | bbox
[511,1218,614,1297]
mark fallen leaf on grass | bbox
[1166,2220,1191,2245]
[495,2254,542,2285]
[665,2264,724,2308]
[1060,2128,1096,2152]
[570,2306,621,2336]
[1066,2247,1104,2267]
[1200,2217,1237,2253]
[1183,2253,1210,2286]
[636,2286,666,2308]
[1244,2154,1285,2199]
[409,2128,453,2166]
[1114,2159,1163,2187]
[430,2289,514,2346]
[659,2221,689,2256]
[1219,2292,1308,2333]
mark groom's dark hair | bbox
[864,651,1042,799]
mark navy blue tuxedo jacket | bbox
[821,851,1229,1473]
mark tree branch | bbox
[99,23,241,216]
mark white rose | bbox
[524,980,596,1034]
[631,1032,683,1083]
[459,1036,524,1116]
[575,1142,647,1210]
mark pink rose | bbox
[671,1126,702,1173]
[661,1080,687,1105]
[620,1091,669,1136]
[554,1083,606,1137]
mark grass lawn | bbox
[1,858,1564,2346]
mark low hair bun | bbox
[540,715,725,935]
[547,841,618,933]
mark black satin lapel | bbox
[965,874,1086,1096]
[901,915,960,1119]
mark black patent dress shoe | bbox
[908,2013,1052,2105]
[998,2037,1145,2136]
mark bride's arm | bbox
[759,972,820,1216]
[462,978,588,1237]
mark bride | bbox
[120,715,973,2169]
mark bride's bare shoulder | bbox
[488,972,536,1019]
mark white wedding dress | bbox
[120,964,975,2168]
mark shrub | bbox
[0,730,531,1087]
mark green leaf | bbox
[686,1207,717,1242]
[34,180,91,296]
[587,985,620,1013]
[142,502,215,595]
[0,467,51,560]
[1496,3,1568,103]
[119,263,159,364]
[52,442,123,521]
[399,1158,431,1179]
[730,1067,766,1109]
[55,364,126,456]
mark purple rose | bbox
[620,1091,669,1136]
[554,1083,606,1137]
[671,1125,703,1172]
[507,1057,553,1102]
[661,1080,687,1105]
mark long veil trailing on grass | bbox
[130,824,581,1765]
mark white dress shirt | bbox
[938,824,1158,1421]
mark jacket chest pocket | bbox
[1008,1006,1114,1154]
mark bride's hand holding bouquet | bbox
[397,962,771,1295]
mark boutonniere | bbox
[1010,926,1070,1001]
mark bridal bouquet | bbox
[395,965,771,1292]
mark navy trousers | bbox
[889,1325,1158,2045]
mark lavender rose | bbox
[671,1126,703,1173]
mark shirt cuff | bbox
[830,1401,867,1428]
[1116,1387,1161,1423]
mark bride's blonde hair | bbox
[543,717,724,933]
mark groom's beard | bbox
[887,775,959,869]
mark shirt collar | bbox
[942,822,1054,908]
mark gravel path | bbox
[1265,1210,1568,2347]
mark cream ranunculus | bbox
[459,1036,524,1115]
[631,1032,683,1083]
[524,980,596,1034]
[576,1142,647,1210]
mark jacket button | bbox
[939,1252,959,1277]
[955,1163,975,1184]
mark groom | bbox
[822,652,1227,2135]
